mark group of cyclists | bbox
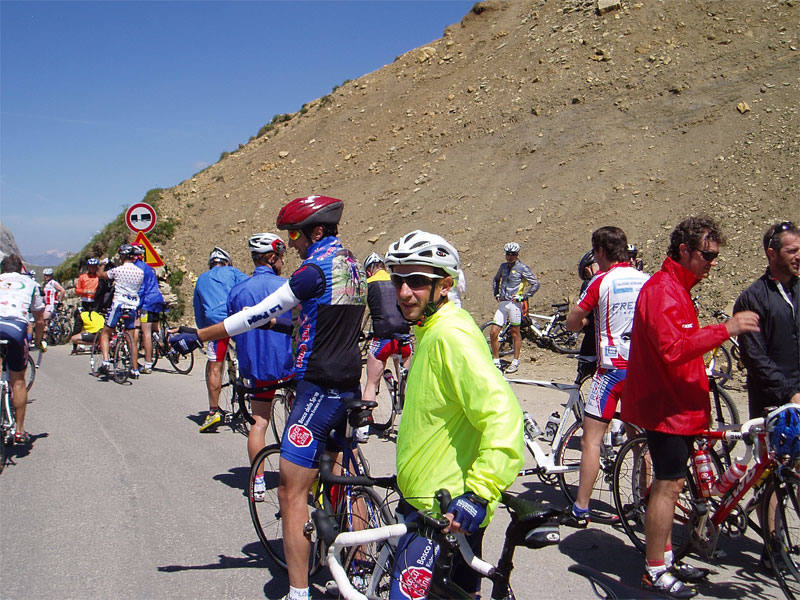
[3,201,797,600]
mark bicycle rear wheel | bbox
[270,390,293,444]
[248,444,323,574]
[25,355,36,391]
[480,321,513,357]
[549,322,581,355]
[763,469,800,599]
[167,347,194,374]
[0,388,13,474]
[113,332,133,384]
[56,314,72,345]
[89,334,102,376]
[710,382,740,466]
[612,434,695,559]
[149,333,161,369]
[554,421,618,524]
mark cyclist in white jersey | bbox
[0,254,45,444]
[96,244,143,377]
[41,268,65,328]
[562,226,649,527]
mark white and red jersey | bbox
[43,279,61,306]
[578,262,649,370]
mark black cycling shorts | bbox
[646,430,694,480]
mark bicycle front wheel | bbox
[25,355,36,391]
[113,332,133,384]
[89,333,102,377]
[612,434,694,558]
[480,321,513,357]
[0,388,13,474]
[167,347,194,374]
[763,468,800,599]
[248,444,323,574]
[150,333,161,369]
[555,421,618,524]
[548,322,581,355]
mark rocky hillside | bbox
[0,222,23,260]
[155,0,798,322]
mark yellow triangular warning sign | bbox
[133,232,165,268]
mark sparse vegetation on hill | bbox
[65,0,799,326]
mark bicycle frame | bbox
[506,378,581,475]
[526,312,561,340]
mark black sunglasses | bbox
[698,249,719,262]
[768,221,795,249]
[506,252,518,256]
[390,272,442,289]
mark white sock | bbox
[287,586,309,600]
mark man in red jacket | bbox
[622,216,760,598]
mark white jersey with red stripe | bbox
[43,279,61,307]
[578,262,649,370]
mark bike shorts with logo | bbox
[368,335,413,362]
[106,305,137,330]
[0,318,30,372]
[390,502,485,599]
[492,300,522,327]
[646,430,695,480]
[206,338,230,362]
[139,311,161,324]
[585,367,626,422]
[280,379,360,468]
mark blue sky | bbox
[0,0,474,260]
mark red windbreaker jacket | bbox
[621,257,730,435]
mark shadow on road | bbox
[213,465,249,494]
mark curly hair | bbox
[667,216,726,261]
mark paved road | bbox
[0,345,785,599]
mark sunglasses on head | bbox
[768,221,795,249]
[390,272,443,289]
[287,230,302,241]
[698,249,719,262]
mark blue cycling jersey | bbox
[227,265,294,382]
[134,259,165,313]
[193,265,247,328]
[287,236,367,388]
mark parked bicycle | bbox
[612,404,800,599]
[248,396,383,573]
[149,312,195,374]
[89,310,134,384]
[44,302,72,346]
[481,302,581,356]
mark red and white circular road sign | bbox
[125,202,157,233]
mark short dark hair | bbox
[667,216,726,261]
[763,221,799,255]
[591,226,628,263]
[0,254,23,274]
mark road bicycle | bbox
[366,340,412,439]
[248,396,385,574]
[149,313,194,374]
[89,310,135,384]
[612,404,800,599]
[507,378,640,524]
[480,302,581,357]
[321,480,561,599]
[0,340,15,474]
[44,303,72,346]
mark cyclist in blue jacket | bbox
[227,232,295,501]
[132,244,165,374]
[193,247,247,431]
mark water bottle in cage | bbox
[712,461,748,496]
[543,411,560,443]
[522,411,543,439]
[693,443,715,498]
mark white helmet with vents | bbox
[384,230,460,279]
[248,233,286,255]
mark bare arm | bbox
[566,304,590,332]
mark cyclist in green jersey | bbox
[383,230,525,599]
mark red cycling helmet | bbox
[276,195,343,230]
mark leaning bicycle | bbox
[481,302,581,357]
[149,312,195,374]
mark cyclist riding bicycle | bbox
[0,254,45,445]
[170,195,367,600]
[357,252,412,442]
[96,244,144,378]
[226,232,294,501]
[490,242,540,374]
[384,230,525,599]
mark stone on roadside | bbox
[597,0,621,14]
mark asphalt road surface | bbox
[0,345,786,599]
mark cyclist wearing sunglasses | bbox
[734,221,800,420]
[490,242,540,374]
[170,195,366,600]
[621,216,760,598]
[384,230,524,600]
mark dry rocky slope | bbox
[157,0,798,323]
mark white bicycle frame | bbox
[506,378,582,475]
[525,312,562,339]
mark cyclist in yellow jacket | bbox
[383,230,524,599]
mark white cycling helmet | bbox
[208,246,232,266]
[504,242,521,254]
[248,232,286,255]
[363,252,384,271]
[384,230,460,279]
[43,268,54,276]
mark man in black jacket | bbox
[733,221,800,419]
